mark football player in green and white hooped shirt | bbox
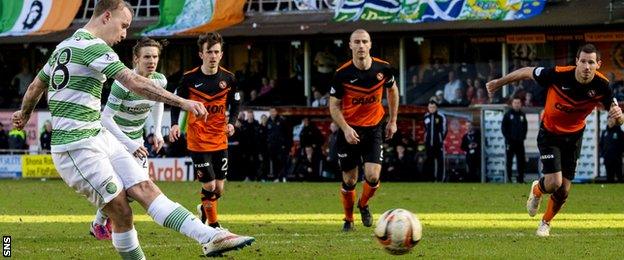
[11,0,254,258]
[89,37,167,240]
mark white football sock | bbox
[147,194,218,244]
[112,228,145,260]
[93,209,108,226]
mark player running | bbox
[486,43,624,237]
[12,0,253,257]
[89,37,167,240]
[169,32,240,229]
[329,29,399,231]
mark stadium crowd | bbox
[2,44,624,183]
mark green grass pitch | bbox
[1,180,624,259]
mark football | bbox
[373,208,422,255]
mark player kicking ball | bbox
[486,44,624,237]
[88,37,167,240]
[13,0,253,258]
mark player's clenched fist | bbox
[485,79,500,94]
[12,110,29,130]
[182,100,207,121]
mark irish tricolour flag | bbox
[0,0,81,36]
[142,0,245,36]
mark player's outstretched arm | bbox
[12,77,47,129]
[486,67,535,95]
[385,83,399,140]
[114,68,207,120]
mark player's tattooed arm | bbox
[20,77,47,117]
[13,77,47,129]
[114,68,184,107]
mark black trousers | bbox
[505,141,526,183]
[426,146,445,182]
[604,157,623,183]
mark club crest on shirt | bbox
[219,81,227,89]
[587,89,596,98]
[376,72,384,81]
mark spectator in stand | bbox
[431,90,446,106]
[259,77,274,96]
[257,114,270,180]
[0,122,8,153]
[39,120,52,152]
[461,122,481,182]
[12,58,34,98]
[385,144,415,181]
[449,87,469,106]
[311,89,328,107]
[8,126,27,151]
[313,46,338,94]
[443,70,463,103]
[266,107,290,182]
[299,117,324,155]
[501,96,528,183]
[471,87,489,105]
[524,92,535,107]
[464,78,475,101]
[423,100,447,182]
[323,122,340,180]
[240,110,260,181]
[293,145,322,181]
[600,116,624,183]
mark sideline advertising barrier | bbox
[0,155,21,179]
[21,154,59,178]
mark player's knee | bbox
[201,182,216,191]
[366,176,379,184]
[213,187,223,197]
[342,181,356,191]
[553,187,569,203]
[201,187,219,200]
[104,198,133,227]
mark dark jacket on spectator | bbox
[423,111,447,148]
[501,109,527,144]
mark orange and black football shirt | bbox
[329,58,395,127]
[172,66,240,152]
[533,66,612,134]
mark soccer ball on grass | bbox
[373,208,422,255]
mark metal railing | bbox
[75,0,336,22]
[246,0,339,13]
[76,0,161,22]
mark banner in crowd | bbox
[334,0,545,23]
[0,155,22,179]
[142,0,245,36]
[0,0,81,37]
[148,158,195,181]
[22,154,59,178]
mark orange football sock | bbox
[358,181,379,208]
[202,198,218,225]
[340,189,356,222]
[532,183,543,197]
[542,196,564,223]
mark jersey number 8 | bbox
[51,48,72,90]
